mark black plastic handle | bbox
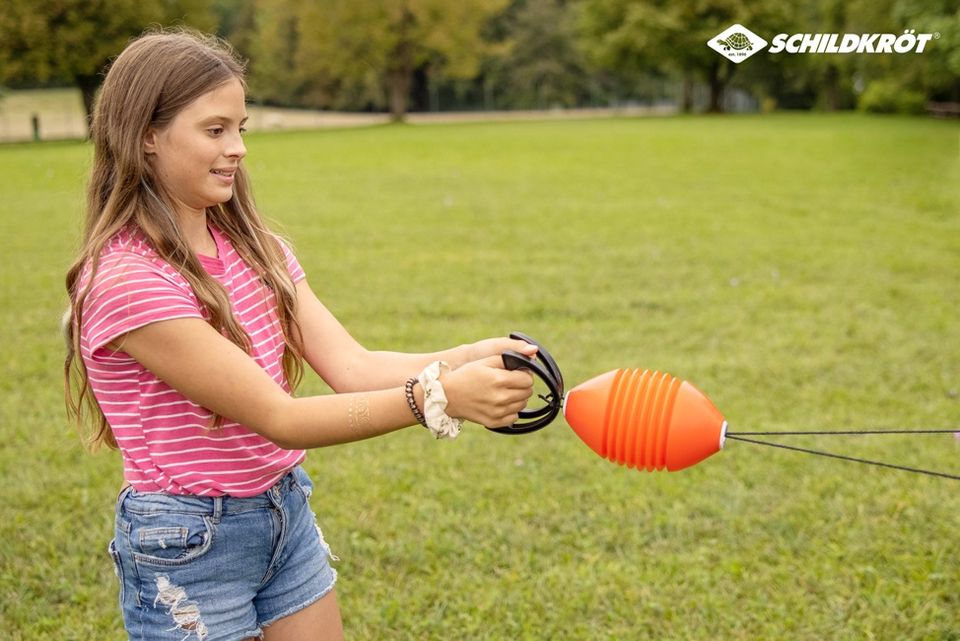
[508,331,564,392]
[502,351,556,420]
[487,334,564,435]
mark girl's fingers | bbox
[508,399,529,414]
[502,370,535,389]
[509,340,538,357]
[477,355,534,387]
[489,413,520,429]
[498,394,539,422]
[446,356,537,424]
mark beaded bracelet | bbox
[404,377,428,428]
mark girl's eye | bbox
[209,127,224,136]
[239,127,247,135]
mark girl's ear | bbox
[143,128,158,155]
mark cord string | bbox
[729,429,958,436]
[725,434,960,481]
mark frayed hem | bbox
[257,574,338,629]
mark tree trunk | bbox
[707,60,734,113]
[682,74,694,113]
[822,64,839,111]
[387,67,411,121]
[386,5,415,122]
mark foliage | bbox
[888,0,960,101]
[745,0,960,111]
[0,0,216,121]
[2,113,959,639]
[245,0,304,108]
[576,0,793,112]
[246,0,508,119]
[481,0,594,109]
[858,79,927,113]
[3,0,957,116]
[212,0,259,70]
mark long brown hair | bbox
[65,28,303,449]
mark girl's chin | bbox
[202,188,235,207]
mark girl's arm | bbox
[117,317,534,449]
[293,279,536,392]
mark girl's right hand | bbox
[440,355,535,429]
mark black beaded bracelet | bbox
[404,377,428,428]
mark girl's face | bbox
[144,78,248,218]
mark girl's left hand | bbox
[460,337,538,367]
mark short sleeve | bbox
[80,252,203,356]
[277,237,306,283]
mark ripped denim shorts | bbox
[108,466,338,641]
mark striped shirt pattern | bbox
[79,225,306,497]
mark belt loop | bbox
[115,485,132,518]
[212,496,223,522]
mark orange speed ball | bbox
[562,369,727,472]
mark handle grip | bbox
[508,331,564,392]
[488,335,564,435]
[501,350,557,420]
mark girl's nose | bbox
[226,132,246,160]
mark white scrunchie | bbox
[417,361,463,439]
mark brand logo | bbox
[768,30,935,54]
[708,25,938,62]
[707,24,768,63]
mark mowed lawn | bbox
[1,113,958,640]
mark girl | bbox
[64,29,536,641]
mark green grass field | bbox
[1,113,958,639]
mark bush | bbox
[858,80,927,114]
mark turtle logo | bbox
[717,33,754,51]
[708,24,768,63]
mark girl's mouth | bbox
[211,168,235,184]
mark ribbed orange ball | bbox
[562,369,727,471]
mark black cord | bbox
[725,434,960,481]
[729,429,959,436]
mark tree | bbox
[288,0,509,120]
[732,0,854,111]
[247,0,304,107]
[577,0,789,112]
[0,0,216,126]
[483,0,593,110]
[791,0,960,111]
[886,0,960,102]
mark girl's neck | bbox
[178,208,218,258]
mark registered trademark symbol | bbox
[934,32,941,39]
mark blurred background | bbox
[1,0,958,142]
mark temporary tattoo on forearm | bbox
[347,395,372,433]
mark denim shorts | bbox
[108,466,338,640]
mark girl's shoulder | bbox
[101,225,157,262]
[85,226,188,291]
[102,226,174,269]
[78,226,203,353]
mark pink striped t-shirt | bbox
[79,224,306,497]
